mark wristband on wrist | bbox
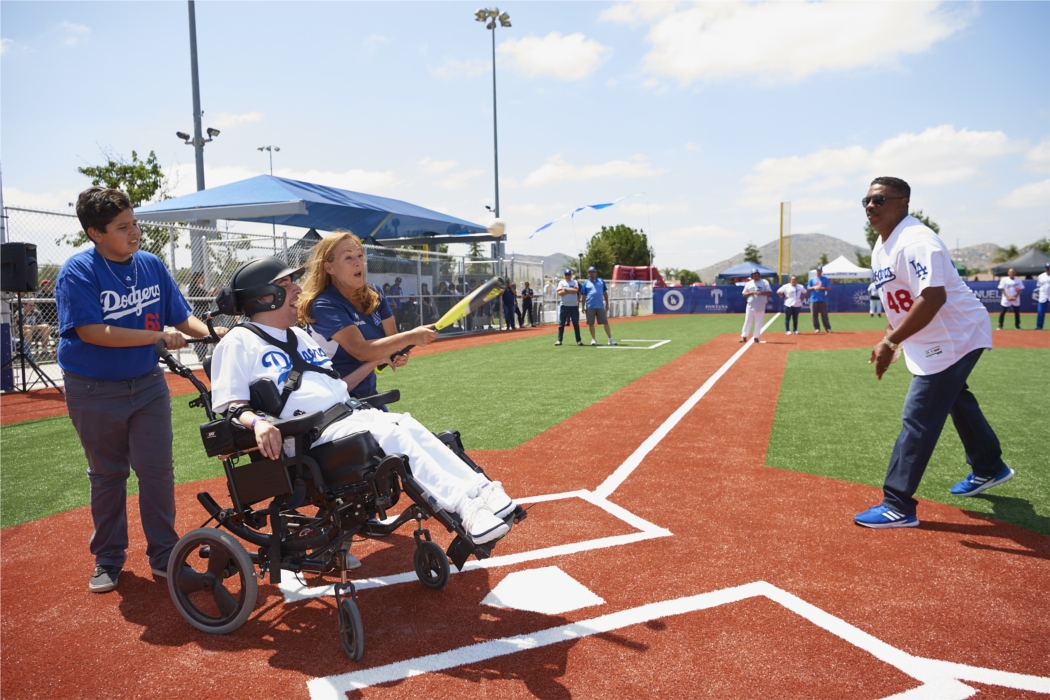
[250,416,269,431]
[882,337,900,351]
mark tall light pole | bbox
[475,7,510,260]
[258,146,280,238]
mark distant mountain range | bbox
[691,234,1002,283]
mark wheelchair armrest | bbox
[359,389,400,409]
[269,410,324,438]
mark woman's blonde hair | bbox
[297,230,380,325]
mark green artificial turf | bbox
[766,347,1050,535]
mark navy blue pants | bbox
[503,301,516,329]
[558,306,581,342]
[882,349,1005,516]
[783,307,800,332]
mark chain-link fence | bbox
[2,206,653,385]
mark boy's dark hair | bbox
[870,176,911,200]
[76,187,132,235]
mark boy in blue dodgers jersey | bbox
[57,187,226,593]
[856,177,1013,529]
[300,232,436,400]
[581,266,616,346]
[211,257,515,545]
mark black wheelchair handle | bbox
[154,338,174,362]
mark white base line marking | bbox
[595,313,780,499]
[307,580,1050,699]
[596,339,671,350]
[278,490,671,603]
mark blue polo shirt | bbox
[55,249,192,381]
[308,284,392,397]
[580,277,608,309]
[807,275,831,303]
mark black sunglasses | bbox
[862,194,905,208]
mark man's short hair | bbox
[870,176,911,200]
[76,187,132,234]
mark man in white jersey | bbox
[740,269,772,343]
[855,177,1014,529]
[777,274,807,334]
[209,257,515,545]
[996,268,1024,330]
[1037,261,1050,330]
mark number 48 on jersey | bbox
[884,289,914,313]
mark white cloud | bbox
[429,58,489,80]
[740,125,1023,205]
[498,32,610,81]
[209,111,263,129]
[997,180,1050,208]
[612,1,969,84]
[599,3,678,26]
[364,33,388,51]
[1025,139,1050,173]
[523,155,665,187]
[437,169,484,190]
[1,38,13,55]
[59,21,90,46]
[3,186,83,211]
[417,157,458,174]
[789,198,855,213]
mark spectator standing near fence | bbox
[997,268,1023,330]
[807,266,833,333]
[855,176,1012,529]
[388,277,405,331]
[20,300,52,351]
[581,266,616,346]
[554,268,582,346]
[520,281,536,326]
[57,187,225,593]
[777,275,806,334]
[868,279,883,318]
[1036,262,1050,330]
[740,269,772,343]
[501,282,518,330]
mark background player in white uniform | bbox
[209,257,515,545]
[1037,261,1050,331]
[740,268,772,343]
[996,268,1024,330]
[777,275,806,334]
[856,177,1014,529]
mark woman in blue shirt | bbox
[298,231,438,398]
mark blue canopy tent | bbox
[715,262,778,284]
[135,175,491,246]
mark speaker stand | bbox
[1,293,64,395]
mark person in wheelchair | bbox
[209,256,516,545]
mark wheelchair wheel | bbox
[413,540,450,590]
[168,528,258,635]
[338,597,365,661]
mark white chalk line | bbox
[596,339,671,350]
[307,580,1050,699]
[594,312,780,498]
[278,489,671,603]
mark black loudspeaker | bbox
[1,242,39,293]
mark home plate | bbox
[481,566,605,615]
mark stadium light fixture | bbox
[475,6,510,260]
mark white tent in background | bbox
[814,255,871,279]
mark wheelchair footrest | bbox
[446,535,484,571]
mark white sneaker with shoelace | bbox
[459,497,510,544]
[477,480,515,519]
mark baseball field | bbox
[1,313,1047,698]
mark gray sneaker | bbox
[89,565,121,593]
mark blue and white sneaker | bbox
[949,465,1014,497]
[854,505,919,529]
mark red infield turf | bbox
[1,320,1048,698]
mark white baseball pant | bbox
[742,306,766,340]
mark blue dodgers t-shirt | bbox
[56,249,192,381]
[807,275,831,303]
[307,284,392,397]
[580,277,608,309]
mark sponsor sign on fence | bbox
[656,281,1041,315]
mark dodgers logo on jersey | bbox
[299,347,331,367]
[872,266,897,290]
[101,284,162,321]
[262,351,294,385]
[909,259,929,281]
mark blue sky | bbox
[2,1,1048,270]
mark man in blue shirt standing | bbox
[807,265,833,333]
[580,266,616,346]
[57,187,224,593]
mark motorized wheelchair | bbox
[155,326,526,661]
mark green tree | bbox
[1024,237,1050,255]
[992,244,1020,265]
[661,267,680,282]
[743,242,761,264]
[864,222,878,250]
[677,269,701,285]
[856,251,871,269]
[581,224,651,278]
[910,209,940,234]
[60,149,174,256]
[818,252,830,267]
[467,242,483,259]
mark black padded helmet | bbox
[216,257,304,316]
